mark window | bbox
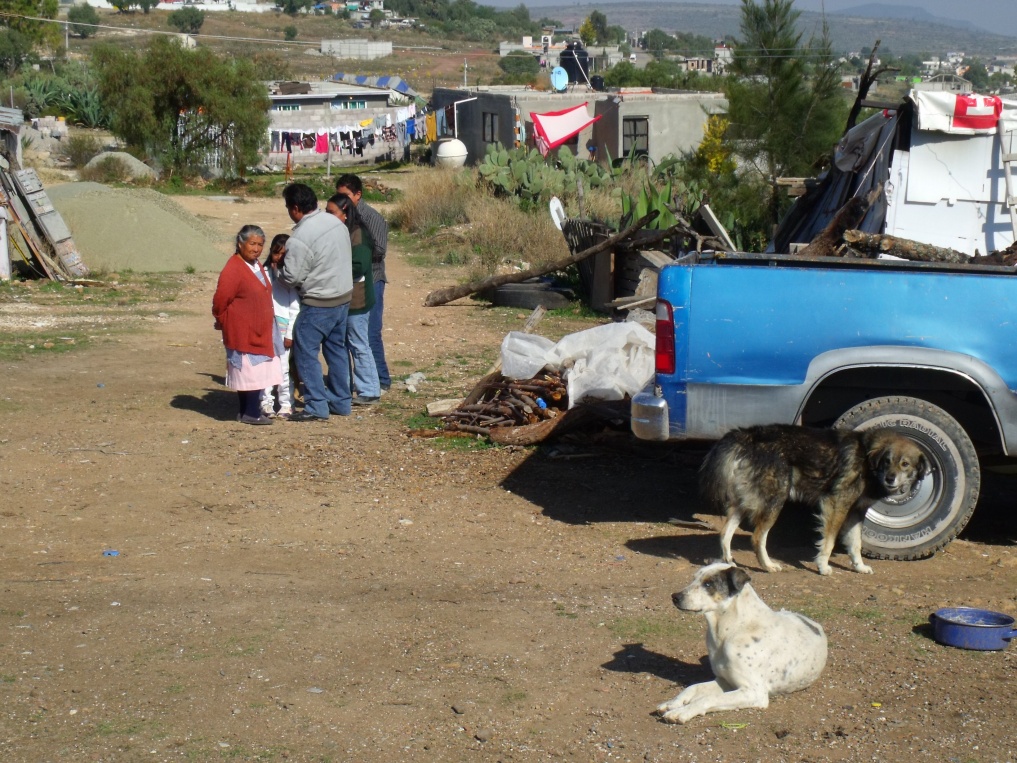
[273,104,300,112]
[331,99,367,110]
[482,112,499,143]
[622,116,649,158]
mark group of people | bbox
[211,174,392,424]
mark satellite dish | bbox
[548,196,567,231]
[550,66,568,93]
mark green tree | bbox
[278,0,311,16]
[726,0,847,223]
[578,17,595,47]
[283,25,297,40]
[496,50,538,84]
[643,28,675,59]
[961,58,989,90]
[603,60,640,87]
[368,8,385,27]
[91,36,270,177]
[167,6,205,34]
[606,24,627,45]
[110,0,156,12]
[0,27,32,74]
[67,3,100,38]
[0,0,59,48]
[588,10,608,44]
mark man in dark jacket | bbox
[336,173,391,392]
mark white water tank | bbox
[434,138,468,168]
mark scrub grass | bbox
[391,167,572,275]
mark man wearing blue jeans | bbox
[280,183,353,421]
[336,173,391,391]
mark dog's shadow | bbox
[625,531,816,574]
[602,642,713,686]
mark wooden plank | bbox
[636,249,674,269]
[608,294,656,309]
[589,248,614,313]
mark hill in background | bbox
[537,1,1017,57]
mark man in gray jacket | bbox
[280,183,353,421]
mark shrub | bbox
[283,25,298,41]
[498,52,539,78]
[168,6,205,34]
[62,133,103,168]
[68,3,101,38]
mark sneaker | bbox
[289,411,328,422]
[238,414,273,426]
[353,396,380,406]
[277,410,292,420]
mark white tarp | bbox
[500,323,655,408]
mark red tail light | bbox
[655,300,675,375]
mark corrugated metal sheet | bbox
[0,106,23,130]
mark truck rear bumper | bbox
[631,388,671,441]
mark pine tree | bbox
[725,0,847,223]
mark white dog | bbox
[656,562,828,724]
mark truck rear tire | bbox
[833,396,980,561]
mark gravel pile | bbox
[46,182,232,273]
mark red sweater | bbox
[212,255,275,356]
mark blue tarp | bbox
[332,72,418,98]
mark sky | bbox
[510,0,1017,39]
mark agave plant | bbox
[56,86,111,129]
[20,77,58,119]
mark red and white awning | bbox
[530,102,601,157]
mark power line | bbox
[0,11,898,65]
[0,11,433,51]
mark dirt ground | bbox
[1,193,1016,763]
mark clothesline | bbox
[265,102,538,156]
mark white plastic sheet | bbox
[500,332,556,380]
[500,322,656,408]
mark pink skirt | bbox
[226,354,282,391]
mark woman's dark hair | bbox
[282,183,318,214]
[328,192,361,231]
[265,233,289,264]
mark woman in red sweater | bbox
[212,225,282,425]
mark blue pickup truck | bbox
[630,251,1017,561]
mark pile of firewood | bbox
[440,372,568,437]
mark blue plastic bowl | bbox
[930,607,1017,651]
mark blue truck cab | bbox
[631,251,1017,560]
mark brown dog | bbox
[701,424,928,575]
